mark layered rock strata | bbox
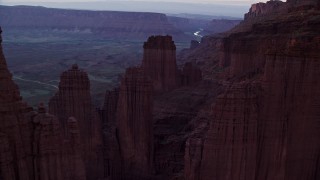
[0,27,86,180]
[185,82,260,180]
[142,35,178,92]
[101,88,121,179]
[48,64,103,180]
[62,117,87,180]
[184,1,320,179]
[32,104,64,180]
[0,26,35,180]
[116,67,154,179]
[0,5,184,40]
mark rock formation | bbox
[185,82,259,180]
[184,1,320,179]
[2,0,320,178]
[152,79,223,179]
[244,0,285,20]
[0,26,34,180]
[0,27,87,180]
[256,43,320,180]
[116,67,154,179]
[180,62,202,86]
[0,5,184,40]
[32,104,64,180]
[101,88,122,179]
[62,117,87,180]
[142,35,178,92]
[48,64,103,180]
[244,0,319,20]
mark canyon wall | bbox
[0,5,183,40]
[184,1,320,179]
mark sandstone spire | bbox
[0,26,22,105]
[49,64,104,180]
[32,104,64,180]
[101,88,122,179]
[116,67,154,179]
[0,26,34,180]
[142,35,178,92]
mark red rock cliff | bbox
[0,27,86,180]
[48,64,103,180]
[184,1,320,179]
[142,35,178,92]
[0,26,35,180]
[101,88,122,179]
[116,67,154,179]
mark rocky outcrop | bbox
[32,104,64,180]
[142,35,178,92]
[48,64,103,180]
[0,26,34,180]
[184,1,320,179]
[101,88,121,179]
[0,27,87,180]
[0,133,16,180]
[33,105,87,180]
[62,117,87,180]
[244,0,285,20]
[244,0,319,20]
[185,82,260,180]
[116,67,154,179]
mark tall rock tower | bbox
[116,67,154,179]
[0,27,85,180]
[0,26,34,180]
[48,64,103,180]
[142,35,178,92]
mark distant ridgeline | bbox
[0,5,185,40]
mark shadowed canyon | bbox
[0,0,320,180]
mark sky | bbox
[0,0,272,17]
[1,0,269,4]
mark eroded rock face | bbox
[48,64,103,180]
[32,104,64,180]
[0,28,87,180]
[116,67,154,179]
[184,1,320,179]
[142,35,178,92]
[62,117,87,180]
[180,62,202,86]
[257,46,320,179]
[0,133,16,180]
[153,82,222,179]
[101,88,121,179]
[244,0,285,20]
[187,82,260,180]
[0,27,34,180]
